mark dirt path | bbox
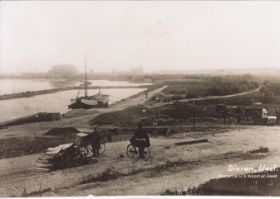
[148,86,262,109]
[1,125,280,196]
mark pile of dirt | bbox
[44,127,80,138]
[0,128,84,159]
[0,136,64,159]
[160,103,219,120]
[89,105,158,127]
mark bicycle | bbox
[80,138,106,157]
[126,143,151,160]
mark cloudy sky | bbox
[1,1,280,74]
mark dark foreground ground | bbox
[163,165,280,196]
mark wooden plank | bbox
[174,139,208,146]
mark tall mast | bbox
[84,52,88,97]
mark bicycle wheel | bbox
[127,144,137,158]
[143,147,151,160]
[99,143,106,154]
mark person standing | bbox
[262,108,268,125]
[91,126,101,157]
[275,107,280,125]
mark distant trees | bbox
[48,64,78,78]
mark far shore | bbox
[0,85,150,101]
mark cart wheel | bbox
[127,144,137,158]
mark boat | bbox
[68,54,110,109]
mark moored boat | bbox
[68,54,110,109]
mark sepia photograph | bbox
[1,0,280,197]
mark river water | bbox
[0,79,148,123]
[0,78,150,95]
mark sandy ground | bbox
[0,125,280,196]
[55,126,280,196]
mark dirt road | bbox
[55,125,280,196]
[1,125,280,196]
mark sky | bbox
[1,1,280,74]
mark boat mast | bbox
[84,52,88,97]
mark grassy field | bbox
[156,74,258,98]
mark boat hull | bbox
[68,98,109,109]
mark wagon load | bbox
[75,132,91,146]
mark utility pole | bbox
[192,100,196,131]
